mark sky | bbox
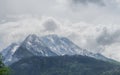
[1,0,120,61]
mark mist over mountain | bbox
[1,17,120,61]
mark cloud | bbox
[0,0,120,25]
[96,28,120,46]
[71,0,106,6]
[42,17,60,32]
[103,43,120,60]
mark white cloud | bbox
[103,43,120,60]
[42,17,60,32]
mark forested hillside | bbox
[10,55,120,75]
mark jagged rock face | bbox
[1,34,110,65]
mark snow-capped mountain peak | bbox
[1,34,110,65]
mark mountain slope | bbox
[2,35,57,65]
[2,43,20,65]
[40,35,111,61]
[41,35,91,55]
[13,34,57,59]
[10,55,120,75]
[1,34,113,65]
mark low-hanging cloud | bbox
[42,18,59,32]
[96,28,120,46]
[1,16,120,61]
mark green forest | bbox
[0,55,10,75]
[10,55,120,75]
[0,55,120,75]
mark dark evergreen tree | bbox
[0,54,10,75]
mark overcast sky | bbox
[1,0,120,61]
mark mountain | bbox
[10,55,120,75]
[2,43,20,65]
[40,35,110,61]
[1,34,112,65]
[41,35,91,55]
[2,34,57,65]
[13,34,57,58]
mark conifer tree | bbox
[0,54,10,75]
